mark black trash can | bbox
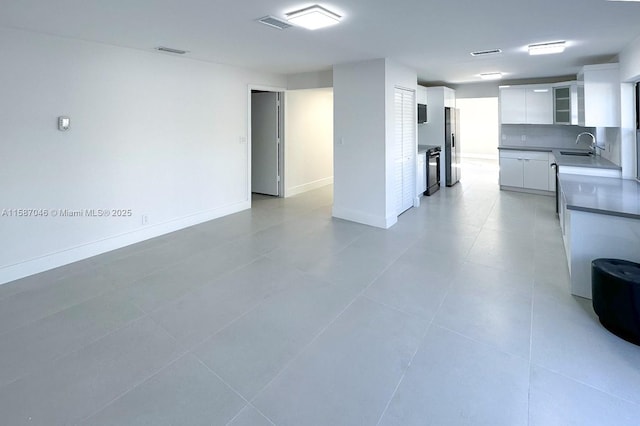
[592,258,640,346]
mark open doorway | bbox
[250,89,284,197]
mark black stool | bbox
[592,258,640,346]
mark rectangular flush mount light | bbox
[528,41,566,55]
[286,5,341,30]
[480,72,503,80]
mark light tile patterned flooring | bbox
[1,159,639,425]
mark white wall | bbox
[0,28,286,284]
[333,59,387,228]
[333,59,418,229]
[454,82,500,99]
[284,88,334,196]
[619,33,640,82]
[456,98,499,159]
[619,34,640,178]
[287,70,333,90]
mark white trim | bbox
[285,177,333,197]
[332,206,396,229]
[500,185,554,197]
[0,201,250,285]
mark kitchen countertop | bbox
[498,145,556,152]
[559,173,640,220]
[498,145,622,171]
[551,150,621,170]
[418,144,440,153]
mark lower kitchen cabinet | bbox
[417,152,427,195]
[499,150,552,192]
[523,158,549,190]
[499,157,523,187]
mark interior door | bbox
[401,89,416,210]
[394,87,416,215]
[251,92,279,196]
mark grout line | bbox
[245,242,411,406]
[530,362,640,408]
[0,275,120,339]
[374,269,454,426]
[0,302,148,390]
[76,351,190,424]
[192,356,278,426]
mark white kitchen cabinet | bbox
[524,87,553,124]
[499,87,526,123]
[500,85,552,124]
[577,63,620,127]
[523,158,549,190]
[417,151,427,195]
[499,157,523,187]
[499,150,551,192]
[417,86,428,105]
[443,87,456,108]
[553,82,578,125]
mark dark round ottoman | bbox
[592,258,640,346]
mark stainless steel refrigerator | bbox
[444,107,461,186]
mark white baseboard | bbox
[332,205,394,229]
[285,176,333,197]
[0,200,250,285]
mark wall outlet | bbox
[521,135,526,142]
[239,136,247,144]
[142,215,149,225]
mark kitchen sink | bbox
[560,151,593,157]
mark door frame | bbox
[247,84,286,203]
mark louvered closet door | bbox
[394,87,416,215]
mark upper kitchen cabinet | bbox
[577,63,620,127]
[417,86,428,105]
[499,87,526,123]
[525,87,553,124]
[553,82,578,125]
[443,87,455,108]
[499,85,553,124]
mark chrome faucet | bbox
[575,131,604,156]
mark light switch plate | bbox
[58,116,70,131]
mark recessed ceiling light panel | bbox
[528,41,566,55]
[286,5,341,30]
[480,72,503,80]
[470,49,502,57]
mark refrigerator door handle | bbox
[451,133,455,148]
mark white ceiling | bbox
[2,0,640,84]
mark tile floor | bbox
[1,159,639,425]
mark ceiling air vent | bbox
[470,49,502,57]
[258,16,293,30]
[156,46,188,55]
